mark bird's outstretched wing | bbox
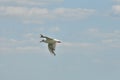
[40,34,53,40]
[48,43,56,56]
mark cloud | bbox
[53,8,95,20]
[0,46,45,54]
[0,35,38,47]
[50,42,91,55]
[0,37,45,54]
[15,46,41,52]
[87,28,99,33]
[57,41,105,55]
[50,26,60,32]
[23,20,44,24]
[0,36,97,54]
[112,5,120,16]
[86,28,120,38]
[24,33,34,38]
[111,0,120,17]
[1,29,120,54]
[113,0,120,2]
[0,6,95,24]
[2,28,120,54]
[0,0,64,6]
[101,39,120,48]
[61,42,96,48]
[0,6,49,17]
[102,39,114,43]
[86,28,120,48]
[0,6,51,24]
[92,58,105,64]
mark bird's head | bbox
[40,34,44,38]
[40,39,46,43]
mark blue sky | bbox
[0,0,120,80]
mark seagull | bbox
[40,34,61,56]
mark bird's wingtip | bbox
[53,52,56,56]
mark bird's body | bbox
[40,34,61,56]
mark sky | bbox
[0,0,120,80]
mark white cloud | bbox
[0,46,45,54]
[2,28,120,54]
[61,42,95,48]
[1,32,120,54]
[57,41,105,55]
[15,46,40,51]
[23,20,44,24]
[0,47,12,54]
[24,33,34,38]
[112,5,120,15]
[113,0,120,2]
[111,0,120,17]
[0,37,45,54]
[92,58,105,64]
[87,28,99,33]
[0,36,97,54]
[83,28,120,48]
[0,36,38,48]
[53,8,95,19]
[102,39,114,43]
[50,26,60,32]
[0,6,49,17]
[0,0,64,6]
[0,6,95,24]
[111,43,120,48]
[101,39,120,46]
[87,28,120,38]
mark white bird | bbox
[40,34,61,56]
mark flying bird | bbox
[40,34,61,56]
